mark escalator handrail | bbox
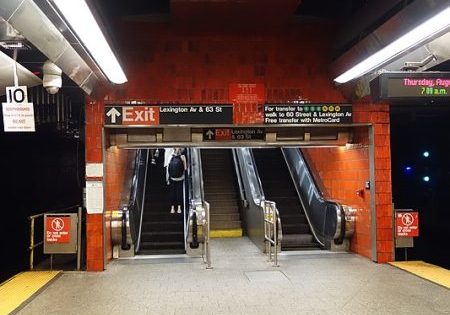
[135,149,150,252]
[249,149,266,204]
[186,148,205,249]
[127,150,146,245]
[234,148,266,207]
[236,148,282,233]
[231,149,247,205]
[281,148,345,244]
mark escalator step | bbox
[281,234,320,249]
[142,221,184,232]
[282,223,311,234]
[211,213,240,221]
[140,241,185,250]
[210,220,241,229]
[143,213,184,221]
[141,231,184,242]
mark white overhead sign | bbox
[2,86,35,132]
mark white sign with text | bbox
[2,86,35,132]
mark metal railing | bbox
[202,201,212,269]
[282,148,348,245]
[28,205,82,270]
[135,149,150,253]
[187,148,212,269]
[263,201,281,267]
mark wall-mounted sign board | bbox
[2,86,35,132]
[105,104,353,127]
[370,72,450,102]
[105,105,233,125]
[264,104,352,125]
[203,128,265,141]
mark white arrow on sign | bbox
[205,129,214,140]
[106,107,121,123]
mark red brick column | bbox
[354,98,393,263]
[85,99,105,271]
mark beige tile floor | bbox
[17,237,450,315]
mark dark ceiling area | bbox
[91,0,370,19]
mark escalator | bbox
[253,148,320,250]
[201,149,242,236]
[138,149,185,254]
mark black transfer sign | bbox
[105,104,233,125]
[264,104,352,125]
[203,128,265,141]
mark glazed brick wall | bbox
[104,146,132,260]
[305,101,393,262]
[84,20,393,268]
[304,146,372,258]
[355,101,393,263]
[110,21,346,104]
[85,100,105,271]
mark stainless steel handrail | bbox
[281,148,347,245]
[203,201,211,269]
[28,205,82,270]
[232,149,247,207]
[135,149,150,252]
[263,200,280,267]
[281,148,325,246]
[187,148,212,269]
[234,148,282,259]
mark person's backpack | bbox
[168,155,184,178]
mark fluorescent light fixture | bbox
[334,6,450,84]
[52,0,127,84]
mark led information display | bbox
[370,72,450,101]
[264,104,352,125]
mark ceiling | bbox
[2,0,449,114]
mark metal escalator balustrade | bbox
[253,148,320,250]
[232,148,282,254]
[186,148,211,268]
[111,149,148,254]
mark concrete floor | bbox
[18,237,449,315]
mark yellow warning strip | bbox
[210,229,243,238]
[389,261,450,289]
[0,271,61,315]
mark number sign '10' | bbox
[6,86,28,103]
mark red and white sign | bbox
[396,211,419,237]
[105,106,160,125]
[229,83,265,104]
[46,216,71,243]
[215,128,232,140]
[122,106,159,125]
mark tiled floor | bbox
[17,237,450,315]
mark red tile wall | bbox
[304,146,372,258]
[356,100,393,263]
[104,146,132,260]
[85,20,393,267]
[304,101,393,262]
[85,99,105,271]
